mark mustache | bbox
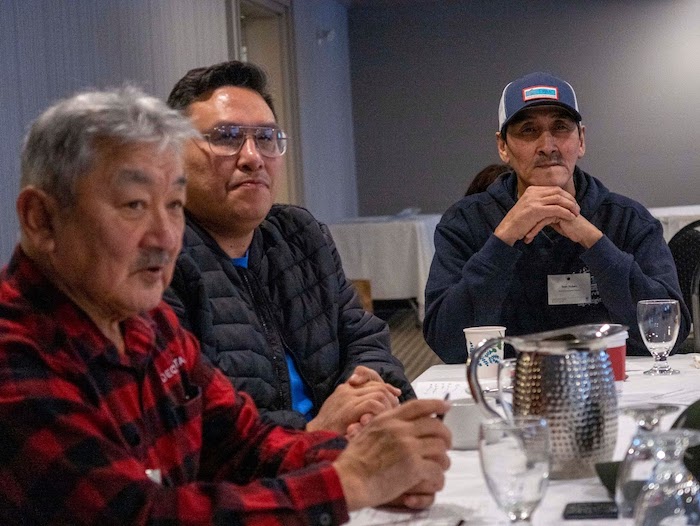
[534,154,564,167]
[134,250,172,271]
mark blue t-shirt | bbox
[232,252,314,421]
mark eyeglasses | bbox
[201,125,288,158]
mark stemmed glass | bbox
[633,428,700,526]
[615,403,680,518]
[479,416,550,524]
[637,299,681,375]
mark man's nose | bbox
[536,130,558,154]
[144,208,182,251]
[237,135,264,170]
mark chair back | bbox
[668,219,700,351]
[669,220,700,308]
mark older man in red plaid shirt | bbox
[0,87,450,525]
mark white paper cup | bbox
[443,398,485,450]
[463,326,506,378]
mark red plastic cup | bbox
[605,331,628,382]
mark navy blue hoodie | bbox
[424,168,690,363]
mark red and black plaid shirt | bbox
[0,248,349,525]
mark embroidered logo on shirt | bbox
[159,356,186,384]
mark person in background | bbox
[0,86,451,524]
[164,61,414,435]
[425,71,689,363]
[464,163,510,196]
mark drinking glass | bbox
[479,416,550,524]
[633,428,700,526]
[637,299,680,375]
[615,403,680,518]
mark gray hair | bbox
[21,85,199,207]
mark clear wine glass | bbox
[479,416,550,524]
[615,403,680,518]
[633,428,700,526]
[637,299,680,375]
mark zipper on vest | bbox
[240,271,291,409]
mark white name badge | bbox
[547,273,592,305]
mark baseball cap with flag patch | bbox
[498,72,582,134]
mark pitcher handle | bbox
[497,358,516,423]
[467,336,506,420]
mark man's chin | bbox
[228,200,274,224]
[136,294,166,314]
[532,166,572,183]
[130,277,169,311]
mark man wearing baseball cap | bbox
[424,72,689,363]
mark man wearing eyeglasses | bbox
[164,61,413,436]
[424,72,689,363]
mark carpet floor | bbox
[386,308,444,382]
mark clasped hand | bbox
[494,185,602,248]
[333,398,451,511]
[306,365,402,436]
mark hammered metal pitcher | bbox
[468,323,625,479]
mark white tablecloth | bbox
[327,214,441,320]
[648,205,700,242]
[348,355,700,525]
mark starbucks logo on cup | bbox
[463,326,506,378]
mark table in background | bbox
[649,204,700,242]
[349,354,700,525]
[327,214,441,321]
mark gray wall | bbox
[0,0,230,264]
[349,0,700,216]
[293,0,359,222]
[0,0,358,264]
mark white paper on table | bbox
[620,388,700,407]
[412,379,500,401]
[647,387,700,405]
[412,381,470,400]
[349,503,476,525]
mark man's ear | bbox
[578,124,586,159]
[16,187,61,253]
[496,132,509,163]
